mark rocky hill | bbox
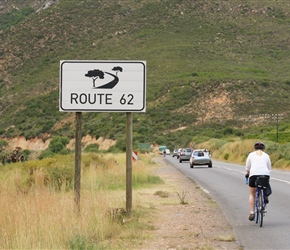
[1,0,290,149]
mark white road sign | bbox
[60,60,146,112]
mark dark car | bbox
[179,148,193,163]
[189,149,212,168]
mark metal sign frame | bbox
[60,60,146,112]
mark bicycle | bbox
[254,176,269,227]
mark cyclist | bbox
[245,141,271,221]
[163,150,166,157]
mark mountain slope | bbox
[1,0,290,148]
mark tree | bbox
[85,69,104,87]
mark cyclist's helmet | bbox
[254,141,265,150]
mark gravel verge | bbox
[137,157,242,250]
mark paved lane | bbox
[165,156,290,250]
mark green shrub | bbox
[223,127,234,135]
[69,233,94,250]
[49,136,70,153]
[0,140,8,151]
[84,144,99,153]
[0,7,34,30]
[224,153,229,160]
[47,166,74,191]
[20,158,74,191]
[38,150,55,160]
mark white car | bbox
[165,149,170,155]
[189,149,212,168]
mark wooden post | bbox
[126,112,132,215]
[74,112,82,214]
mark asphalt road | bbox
[165,156,290,250]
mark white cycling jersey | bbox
[245,150,271,177]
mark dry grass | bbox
[216,234,236,242]
[0,181,125,249]
[198,139,290,170]
[0,152,161,249]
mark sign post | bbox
[74,112,82,214]
[126,112,132,214]
[60,60,146,214]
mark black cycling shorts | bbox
[249,175,270,188]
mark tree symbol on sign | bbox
[85,69,104,88]
[112,66,123,76]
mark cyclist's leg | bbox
[248,176,257,220]
[248,176,257,213]
[249,187,256,213]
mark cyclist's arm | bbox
[245,154,251,177]
[267,155,271,172]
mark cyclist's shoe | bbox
[249,214,255,221]
[265,197,269,204]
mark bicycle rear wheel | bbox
[255,189,263,226]
[255,190,259,224]
[255,205,259,224]
[259,190,264,227]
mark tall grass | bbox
[198,139,290,169]
[0,152,163,249]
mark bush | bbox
[0,140,8,151]
[0,7,34,30]
[38,150,55,160]
[48,136,69,153]
[113,136,126,152]
[84,144,99,153]
[224,153,229,160]
[19,157,74,191]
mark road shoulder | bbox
[137,157,242,249]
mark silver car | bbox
[172,149,179,157]
[179,148,193,163]
[189,149,212,168]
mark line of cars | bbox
[172,147,212,168]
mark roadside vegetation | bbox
[0,136,289,248]
[197,138,290,170]
[1,0,290,247]
[0,152,163,249]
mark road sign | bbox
[60,60,146,112]
[132,151,138,161]
[139,143,150,149]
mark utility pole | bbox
[272,114,283,143]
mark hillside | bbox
[1,0,290,150]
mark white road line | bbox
[217,165,290,185]
[200,187,210,194]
